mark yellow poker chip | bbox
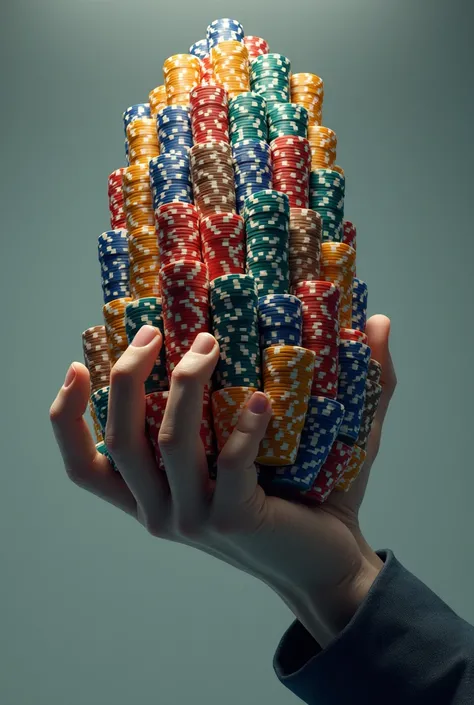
[290,73,324,126]
[163,54,201,106]
[211,40,250,98]
[308,125,337,169]
[320,242,356,328]
[212,386,258,451]
[103,297,133,366]
[334,445,367,492]
[258,345,315,466]
[149,84,167,118]
[126,118,160,165]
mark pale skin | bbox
[50,314,396,648]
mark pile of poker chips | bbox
[124,298,168,393]
[232,139,272,213]
[267,103,309,142]
[149,151,193,208]
[229,93,268,144]
[126,118,160,165]
[163,54,201,106]
[243,35,269,59]
[290,73,324,126]
[108,169,127,230]
[157,106,193,153]
[250,53,291,106]
[200,213,245,280]
[82,325,111,443]
[310,168,345,242]
[82,16,386,504]
[123,103,150,164]
[98,229,130,304]
[288,208,321,288]
[271,136,311,209]
[210,40,250,98]
[190,85,229,144]
[244,190,290,295]
[190,140,236,216]
[336,339,371,445]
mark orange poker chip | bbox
[211,40,250,99]
[307,125,337,170]
[126,118,160,165]
[163,54,201,106]
[103,297,133,366]
[212,386,258,451]
[290,73,324,126]
[149,84,167,118]
[320,242,356,328]
[334,445,367,492]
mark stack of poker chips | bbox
[98,229,130,304]
[190,140,236,216]
[250,53,291,107]
[83,16,385,504]
[243,35,269,59]
[190,85,230,144]
[270,136,311,208]
[122,103,150,164]
[232,139,273,214]
[82,325,111,443]
[290,73,324,126]
[244,190,290,296]
[310,168,345,242]
[163,54,201,106]
[157,105,193,154]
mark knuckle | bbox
[170,364,197,386]
[49,402,62,424]
[109,364,133,390]
[157,427,179,452]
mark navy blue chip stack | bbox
[336,340,371,446]
[310,168,345,242]
[232,140,273,214]
[149,152,193,209]
[125,298,169,394]
[189,39,209,58]
[352,277,368,331]
[98,229,130,304]
[257,294,303,348]
[157,106,193,154]
[210,274,261,390]
[207,18,245,48]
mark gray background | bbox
[1,0,473,703]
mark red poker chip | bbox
[304,441,353,502]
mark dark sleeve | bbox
[273,550,474,704]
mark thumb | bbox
[365,314,397,417]
[213,392,272,513]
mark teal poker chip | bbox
[124,298,169,393]
[95,441,118,471]
[250,54,291,107]
[210,274,261,389]
[229,93,268,144]
[267,103,309,142]
[310,169,345,242]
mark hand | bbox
[50,317,396,646]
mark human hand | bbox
[50,320,395,645]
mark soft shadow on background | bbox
[1,0,473,703]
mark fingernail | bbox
[191,332,215,354]
[132,325,158,347]
[63,364,76,388]
[247,392,269,414]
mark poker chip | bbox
[126,118,160,165]
[98,229,130,304]
[122,162,154,231]
[124,298,169,393]
[190,140,236,216]
[270,136,311,208]
[342,220,357,250]
[271,396,345,490]
[103,297,133,366]
[334,444,367,492]
[250,53,291,107]
[340,327,368,344]
[149,151,193,209]
[210,40,250,98]
[352,277,368,331]
[304,440,353,502]
[267,103,309,142]
[207,18,244,49]
[357,377,383,450]
[229,93,268,144]
[368,357,382,384]
[200,212,245,280]
[123,103,151,133]
[149,85,167,119]
[91,385,110,438]
[293,280,340,398]
[145,388,215,463]
[288,208,321,288]
[190,85,229,145]
[308,125,337,170]
[189,39,209,59]
[320,241,356,328]
[95,440,116,469]
[257,294,303,348]
[82,325,111,394]
[200,55,216,86]
[108,168,127,230]
[163,54,201,106]
[243,189,290,295]
[257,345,315,466]
[243,35,269,59]
[210,273,260,389]
[159,259,210,375]
[157,105,193,153]
[212,386,258,451]
[290,72,324,126]
[232,139,272,213]
[337,339,371,445]
[310,168,345,242]
[333,165,345,178]
[156,202,201,267]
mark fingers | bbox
[50,362,137,517]
[365,314,397,423]
[212,392,272,529]
[158,332,219,532]
[106,325,170,525]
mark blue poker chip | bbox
[352,278,368,331]
[257,294,303,348]
[189,38,209,58]
[232,140,273,214]
[98,230,130,304]
[337,341,371,443]
[122,103,151,134]
[157,105,193,153]
[149,152,193,209]
[207,18,244,49]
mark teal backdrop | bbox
[1,0,473,703]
